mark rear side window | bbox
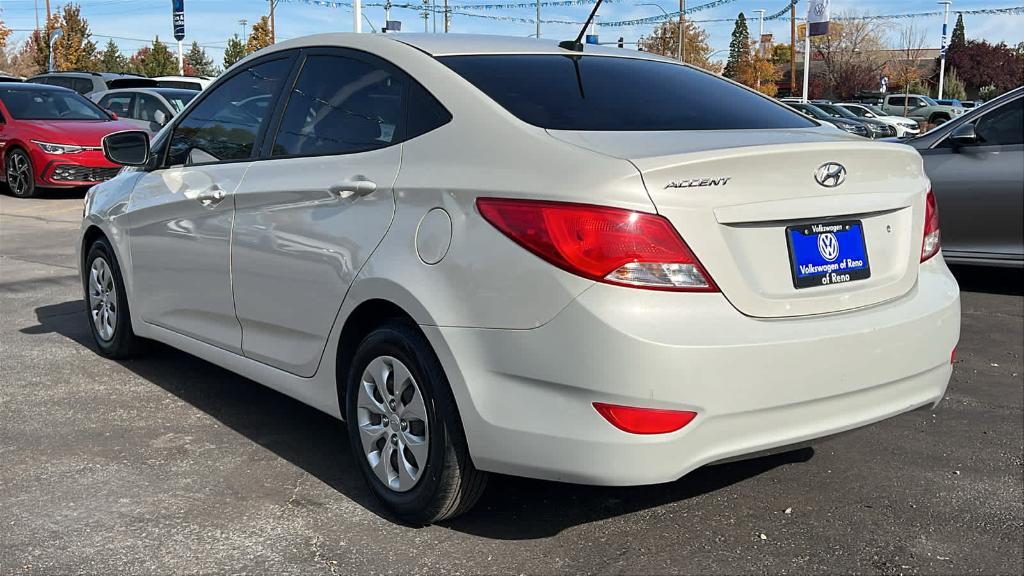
[99,93,134,118]
[72,78,94,95]
[167,58,291,166]
[439,55,814,131]
[272,54,406,157]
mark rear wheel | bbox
[84,237,141,358]
[346,321,487,524]
[5,149,37,198]
[930,114,950,126]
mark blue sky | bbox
[2,0,1023,63]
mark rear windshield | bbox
[0,88,109,121]
[439,54,815,131]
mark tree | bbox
[0,40,40,77]
[0,18,11,52]
[185,41,217,76]
[98,38,128,73]
[771,43,791,64]
[246,16,273,53]
[812,12,889,100]
[640,19,721,73]
[943,67,967,101]
[53,4,98,71]
[223,34,247,69]
[724,12,750,79]
[130,37,177,77]
[978,85,1000,101]
[735,44,781,96]
[946,40,1024,93]
[949,13,965,53]
[890,24,930,115]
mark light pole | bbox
[937,0,952,99]
[239,19,249,44]
[753,8,765,56]
[536,0,541,38]
[354,0,362,32]
[678,0,684,63]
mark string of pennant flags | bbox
[281,0,1024,29]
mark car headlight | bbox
[838,123,867,135]
[32,141,85,155]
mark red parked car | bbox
[0,83,140,198]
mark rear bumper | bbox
[426,256,960,486]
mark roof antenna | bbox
[559,0,604,52]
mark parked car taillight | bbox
[922,190,941,262]
[477,198,718,291]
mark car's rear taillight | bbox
[921,189,941,262]
[476,198,717,291]
[593,403,697,434]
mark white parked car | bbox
[81,34,961,523]
[838,102,922,137]
[152,75,213,91]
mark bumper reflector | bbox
[593,403,697,435]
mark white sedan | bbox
[81,33,960,523]
[839,102,922,137]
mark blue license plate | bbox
[786,220,870,289]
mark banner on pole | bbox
[172,0,185,41]
[807,0,830,36]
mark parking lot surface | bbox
[1,193,1022,575]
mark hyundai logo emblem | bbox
[818,232,840,262]
[814,163,847,188]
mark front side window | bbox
[439,55,814,131]
[974,98,1023,146]
[272,54,406,157]
[167,58,291,166]
[99,94,134,119]
[0,88,110,121]
[889,97,906,107]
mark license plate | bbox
[786,220,870,289]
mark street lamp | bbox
[937,0,952,99]
[636,3,680,61]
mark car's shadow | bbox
[25,299,813,539]
[949,265,1023,296]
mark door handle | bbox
[196,185,227,207]
[330,179,377,199]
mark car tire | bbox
[346,320,487,524]
[83,237,141,359]
[930,114,950,126]
[5,149,38,198]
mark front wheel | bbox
[346,321,487,524]
[84,238,141,358]
[5,149,37,198]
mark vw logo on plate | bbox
[814,162,847,188]
[818,232,840,262]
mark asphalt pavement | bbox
[1,192,1022,575]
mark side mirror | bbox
[107,110,119,120]
[949,123,978,147]
[102,130,151,167]
[153,109,168,126]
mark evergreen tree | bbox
[246,16,274,53]
[54,4,98,71]
[724,12,750,79]
[949,13,966,52]
[130,36,178,77]
[184,41,217,76]
[223,34,247,69]
[98,38,128,73]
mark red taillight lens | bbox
[922,189,941,262]
[477,198,717,291]
[593,403,697,434]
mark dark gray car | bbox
[901,87,1023,267]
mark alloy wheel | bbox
[356,355,430,492]
[7,153,32,196]
[88,257,117,342]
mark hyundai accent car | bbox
[80,34,961,523]
[0,83,140,197]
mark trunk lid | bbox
[549,128,928,318]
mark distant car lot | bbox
[1,193,1021,575]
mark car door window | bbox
[974,98,1023,146]
[134,93,170,123]
[271,54,407,157]
[166,58,291,166]
[72,78,94,95]
[889,97,905,108]
[99,94,134,119]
